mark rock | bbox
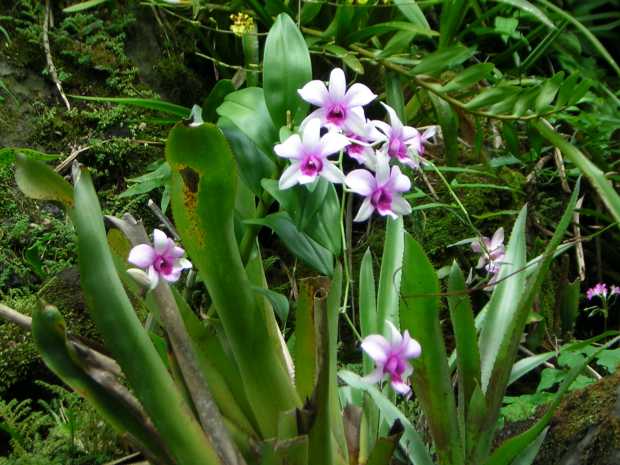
[533,370,620,465]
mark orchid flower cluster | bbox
[471,227,506,282]
[583,282,619,321]
[275,68,436,222]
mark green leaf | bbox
[447,262,481,423]
[324,45,364,75]
[376,218,404,332]
[559,278,580,335]
[491,0,555,28]
[1,147,60,166]
[216,87,279,157]
[510,427,549,465]
[252,286,290,324]
[263,14,312,128]
[411,45,476,76]
[15,154,73,207]
[63,0,110,13]
[439,0,468,48]
[71,167,220,465]
[203,80,236,122]
[246,212,334,276]
[31,304,174,465]
[400,234,463,465]
[119,162,171,198]
[69,95,190,117]
[167,122,299,437]
[339,371,435,465]
[440,63,495,93]
[534,72,563,112]
[393,0,430,30]
[478,206,528,391]
[359,248,377,375]
[465,86,521,110]
[429,93,459,167]
[533,121,620,226]
[345,21,438,43]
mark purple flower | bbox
[373,103,425,168]
[344,120,383,165]
[471,227,505,275]
[275,118,349,189]
[586,283,609,301]
[345,152,412,222]
[611,285,620,297]
[361,321,421,395]
[298,68,376,133]
[127,229,192,290]
[411,126,437,157]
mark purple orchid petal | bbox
[361,335,390,364]
[346,169,376,196]
[389,196,412,217]
[128,244,155,268]
[153,229,172,254]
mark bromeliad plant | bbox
[8,11,620,465]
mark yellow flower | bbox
[230,12,255,36]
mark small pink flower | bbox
[586,283,609,301]
[411,126,437,157]
[298,68,376,132]
[127,229,192,290]
[361,321,421,395]
[471,228,505,275]
[344,120,383,165]
[345,152,412,222]
[275,118,349,189]
[373,103,425,168]
[611,285,620,297]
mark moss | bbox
[533,370,620,465]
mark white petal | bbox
[320,162,345,184]
[328,68,347,100]
[153,229,170,254]
[177,258,192,269]
[301,118,322,150]
[388,166,411,193]
[491,227,505,249]
[274,134,303,159]
[402,125,419,142]
[385,320,402,345]
[162,268,182,283]
[279,163,303,190]
[390,195,412,217]
[345,169,375,196]
[372,120,391,137]
[170,246,185,258]
[381,103,403,132]
[343,110,366,134]
[422,126,437,141]
[362,368,385,384]
[471,241,482,253]
[148,266,160,290]
[300,108,326,131]
[345,83,377,107]
[128,244,155,268]
[320,131,350,156]
[375,152,391,185]
[354,198,375,222]
[126,268,151,288]
[402,332,422,358]
[298,79,329,106]
[391,380,411,395]
[361,335,390,363]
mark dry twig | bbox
[43,0,70,111]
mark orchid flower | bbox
[471,227,505,275]
[345,151,412,222]
[298,67,376,133]
[373,103,425,168]
[127,229,192,290]
[411,126,437,157]
[344,120,383,165]
[275,118,349,189]
[361,321,421,395]
[586,283,609,301]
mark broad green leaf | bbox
[510,427,549,465]
[478,206,528,391]
[15,154,73,207]
[440,63,495,93]
[359,248,377,375]
[246,212,334,276]
[216,87,279,157]
[429,93,459,167]
[263,14,312,127]
[559,278,580,335]
[31,304,174,465]
[339,371,434,465]
[400,234,463,465]
[203,79,235,122]
[1,147,60,166]
[411,45,475,76]
[447,262,481,422]
[393,0,430,30]
[378,30,416,58]
[63,0,110,13]
[71,167,220,465]
[385,72,406,122]
[376,217,404,332]
[295,279,320,401]
[219,116,276,195]
[491,0,555,28]
[167,122,299,437]
[534,72,563,112]
[252,286,290,324]
[533,121,620,226]
[69,95,190,117]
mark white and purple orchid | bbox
[345,152,412,222]
[344,120,383,165]
[373,103,425,169]
[127,229,192,290]
[471,227,505,275]
[298,67,376,133]
[275,118,349,189]
[361,321,422,395]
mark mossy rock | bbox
[533,370,620,465]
